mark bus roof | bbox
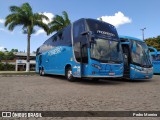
[119,35,143,42]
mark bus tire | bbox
[66,67,75,82]
[92,78,99,81]
[39,68,45,76]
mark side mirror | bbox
[81,31,92,36]
[81,31,89,36]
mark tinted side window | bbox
[74,42,81,62]
[63,25,71,46]
[82,44,88,63]
[73,20,88,62]
[73,20,85,43]
[39,25,72,54]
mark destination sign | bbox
[97,30,115,37]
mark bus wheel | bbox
[66,67,75,82]
[40,68,45,76]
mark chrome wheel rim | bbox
[40,69,42,75]
[42,70,44,75]
[67,70,72,79]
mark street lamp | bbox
[140,27,146,40]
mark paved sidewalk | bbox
[0,75,160,120]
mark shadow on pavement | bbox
[107,78,152,82]
[40,74,122,85]
[41,74,152,86]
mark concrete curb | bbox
[0,74,37,77]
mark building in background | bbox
[1,52,36,71]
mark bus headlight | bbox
[146,67,153,73]
[134,67,153,73]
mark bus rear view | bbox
[36,18,124,81]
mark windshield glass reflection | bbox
[90,38,123,63]
[131,40,152,66]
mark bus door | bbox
[81,43,89,77]
[121,42,130,77]
[73,41,89,78]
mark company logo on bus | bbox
[48,47,62,56]
[97,30,115,37]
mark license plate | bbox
[109,72,115,76]
[145,75,149,78]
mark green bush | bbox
[0,62,15,71]
[0,63,5,70]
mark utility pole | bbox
[140,28,146,40]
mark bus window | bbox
[73,20,87,62]
[82,44,88,63]
[74,42,81,62]
[62,25,71,46]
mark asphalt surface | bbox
[0,75,160,120]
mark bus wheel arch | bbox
[65,64,75,82]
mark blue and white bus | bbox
[149,47,160,74]
[120,35,153,80]
[36,18,124,81]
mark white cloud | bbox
[39,12,54,24]
[98,11,132,28]
[0,28,14,34]
[34,29,45,36]
[0,28,6,32]
[34,12,54,36]
[0,46,5,51]
[0,18,5,24]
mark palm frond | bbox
[8,21,22,31]
[34,13,49,21]
[34,21,49,34]
[49,11,71,33]
[21,3,33,15]
[10,6,22,13]
[62,11,71,25]
[5,13,17,26]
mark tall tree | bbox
[5,3,49,71]
[49,11,71,34]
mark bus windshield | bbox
[131,40,152,66]
[90,38,123,63]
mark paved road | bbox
[0,75,160,120]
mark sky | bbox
[0,0,160,52]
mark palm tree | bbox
[49,11,71,34]
[5,3,49,72]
